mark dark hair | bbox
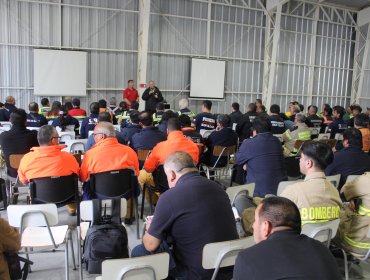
[179,114,192,127]
[308,105,318,114]
[37,125,55,145]
[138,111,153,126]
[98,111,112,123]
[333,106,345,118]
[350,104,362,113]
[232,102,240,111]
[90,102,100,114]
[130,111,140,124]
[167,117,181,131]
[255,99,262,105]
[270,104,280,114]
[72,98,80,107]
[324,106,332,116]
[119,101,127,110]
[156,102,165,111]
[252,115,272,133]
[10,109,27,127]
[130,101,139,110]
[248,103,257,112]
[29,102,39,112]
[259,197,301,234]
[64,101,73,112]
[41,98,49,107]
[343,128,363,149]
[98,99,107,108]
[298,104,304,112]
[259,105,266,112]
[161,110,178,122]
[127,79,134,84]
[217,114,230,128]
[301,141,333,170]
[354,113,369,128]
[203,100,212,110]
[48,101,62,116]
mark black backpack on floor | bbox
[83,198,129,274]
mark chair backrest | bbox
[26,127,40,131]
[346,175,360,184]
[317,133,330,140]
[326,174,341,188]
[335,133,343,141]
[7,204,59,228]
[30,174,78,206]
[202,237,255,270]
[100,253,170,280]
[273,134,284,143]
[9,154,25,169]
[277,180,302,196]
[152,165,169,193]
[59,131,75,142]
[70,142,86,154]
[80,198,127,221]
[301,219,340,247]
[137,149,151,162]
[226,183,255,205]
[63,139,87,153]
[309,127,320,136]
[90,169,135,198]
[213,145,236,157]
[319,139,337,149]
[294,140,306,152]
[56,125,75,133]
[0,122,12,130]
[88,130,94,137]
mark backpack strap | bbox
[110,198,122,225]
[92,199,102,225]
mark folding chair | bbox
[6,154,28,205]
[29,174,81,278]
[319,139,337,149]
[202,145,236,181]
[59,131,75,143]
[277,180,302,196]
[90,168,140,239]
[309,127,320,139]
[301,219,340,247]
[317,133,330,140]
[140,165,169,219]
[202,237,255,280]
[96,253,170,280]
[226,183,255,205]
[7,204,76,280]
[293,140,307,156]
[326,174,341,188]
[70,142,86,154]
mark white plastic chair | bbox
[317,133,330,140]
[226,183,255,205]
[59,131,75,142]
[202,237,255,280]
[26,127,40,131]
[309,127,320,136]
[301,219,340,247]
[95,253,169,280]
[7,204,75,280]
[56,125,76,133]
[335,133,343,141]
[0,121,12,130]
[326,174,341,188]
[63,139,88,153]
[277,180,302,196]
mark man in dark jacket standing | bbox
[142,80,163,114]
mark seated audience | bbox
[288,104,300,122]
[131,111,166,151]
[86,111,126,150]
[46,101,62,120]
[229,102,243,130]
[328,105,348,139]
[193,100,216,132]
[233,197,341,280]
[51,105,80,134]
[201,114,238,167]
[236,116,287,197]
[306,105,323,128]
[118,101,139,128]
[335,172,370,258]
[282,113,311,156]
[108,97,120,115]
[121,111,141,144]
[2,96,17,121]
[80,102,99,139]
[152,102,165,125]
[354,113,370,152]
[0,109,39,178]
[236,103,258,140]
[68,98,87,119]
[38,97,50,116]
[179,114,203,144]
[325,128,370,189]
[0,217,21,280]
[285,101,299,118]
[132,151,238,279]
[98,99,117,124]
[268,104,285,134]
[177,98,195,119]
[26,102,47,128]
[138,118,199,191]
[281,141,342,224]
[18,125,79,214]
[321,104,334,132]
[157,110,178,133]
[348,104,362,127]
[256,105,268,117]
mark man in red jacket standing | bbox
[123,80,139,109]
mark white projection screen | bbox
[34,49,87,96]
[190,58,226,100]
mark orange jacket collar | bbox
[167,130,184,140]
[92,137,119,149]
[30,145,67,153]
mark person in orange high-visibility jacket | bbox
[139,118,199,197]
[80,122,139,214]
[18,125,80,214]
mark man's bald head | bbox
[94,122,115,138]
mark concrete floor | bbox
[1,189,370,279]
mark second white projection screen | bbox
[34,49,87,96]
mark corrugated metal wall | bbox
[0,0,364,113]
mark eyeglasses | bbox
[92,133,105,137]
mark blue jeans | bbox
[131,242,187,279]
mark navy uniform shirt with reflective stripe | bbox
[80,114,99,139]
[26,112,48,127]
[268,114,286,134]
[193,112,216,132]
[236,132,287,197]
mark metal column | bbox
[137,0,151,111]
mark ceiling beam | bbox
[266,0,289,11]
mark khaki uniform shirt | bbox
[281,172,342,224]
[282,123,311,155]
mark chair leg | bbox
[69,231,76,270]
[140,185,146,220]
[76,227,83,280]
[341,249,349,280]
[25,247,32,273]
[135,196,140,240]
[65,237,69,280]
